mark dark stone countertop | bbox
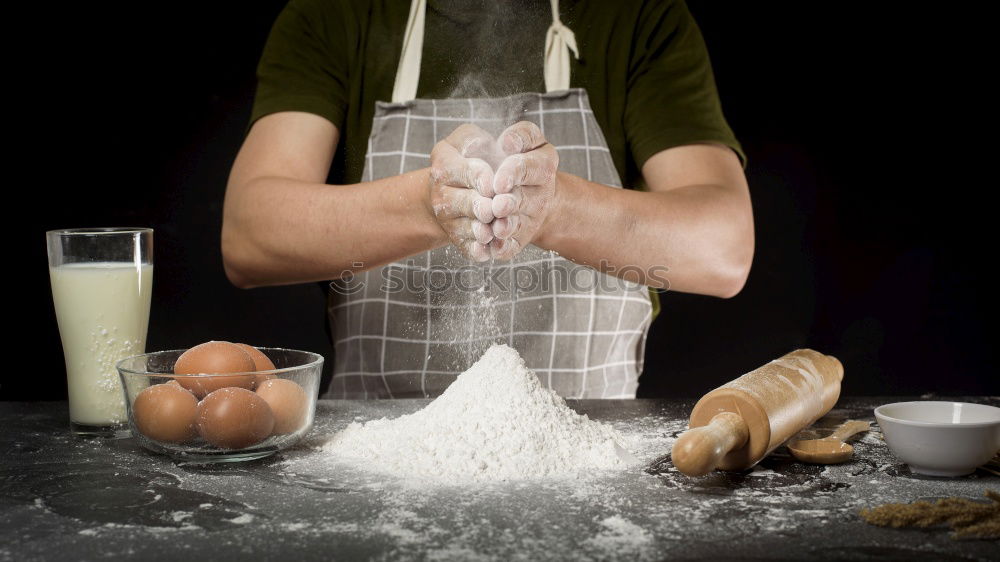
[1,398,997,561]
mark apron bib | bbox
[325,0,652,399]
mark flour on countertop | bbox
[12,397,999,561]
[321,344,634,481]
[582,515,654,559]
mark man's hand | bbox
[429,124,500,262]
[489,122,559,261]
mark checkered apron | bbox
[323,0,653,399]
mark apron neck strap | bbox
[391,0,578,103]
[391,0,427,103]
[543,0,578,94]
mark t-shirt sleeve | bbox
[625,0,747,170]
[248,0,348,131]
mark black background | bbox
[16,1,994,400]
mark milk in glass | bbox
[49,262,153,424]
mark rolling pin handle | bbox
[671,412,750,477]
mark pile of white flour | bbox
[321,344,634,482]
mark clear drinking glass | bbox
[47,228,153,437]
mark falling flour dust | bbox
[321,344,635,482]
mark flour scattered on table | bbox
[321,344,635,481]
[170,511,192,523]
[583,515,654,559]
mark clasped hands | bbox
[429,122,558,262]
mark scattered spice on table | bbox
[859,489,1000,540]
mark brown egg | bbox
[234,343,277,388]
[196,387,275,449]
[173,341,256,398]
[256,379,309,435]
[133,383,198,443]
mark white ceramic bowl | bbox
[874,401,1000,477]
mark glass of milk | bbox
[47,228,153,437]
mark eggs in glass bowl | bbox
[117,341,322,463]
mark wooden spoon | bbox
[787,420,871,464]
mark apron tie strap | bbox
[391,0,427,103]
[392,0,578,102]
[544,0,578,93]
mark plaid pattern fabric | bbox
[325,89,652,399]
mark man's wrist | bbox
[416,167,450,247]
[535,171,575,250]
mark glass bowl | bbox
[117,348,323,463]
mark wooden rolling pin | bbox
[672,349,844,476]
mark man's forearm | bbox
[535,172,754,298]
[222,168,447,288]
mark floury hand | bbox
[430,121,559,262]
[489,121,559,261]
[429,124,499,262]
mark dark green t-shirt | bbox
[249,0,746,189]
